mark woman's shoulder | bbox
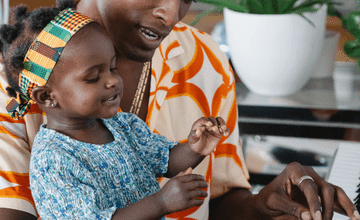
[156,22,229,69]
[160,22,217,48]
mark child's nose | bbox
[105,73,122,88]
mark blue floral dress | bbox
[30,112,178,219]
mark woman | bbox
[0,0,358,219]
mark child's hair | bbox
[0,0,77,98]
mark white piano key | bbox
[327,142,360,220]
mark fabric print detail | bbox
[165,41,184,60]
[0,171,35,207]
[30,112,177,219]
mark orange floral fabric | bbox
[149,22,250,220]
[0,22,250,219]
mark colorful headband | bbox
[5,8,93,119]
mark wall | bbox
[182,11,357,63]
[11,1,357,62]
[10,0,56,10]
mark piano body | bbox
[327,142,360,220]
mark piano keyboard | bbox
[327,142,360,220]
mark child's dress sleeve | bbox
[120,113,179,177]
[30,145,117,220]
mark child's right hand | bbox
[156,167,208,214]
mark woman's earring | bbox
[51,103,56,107]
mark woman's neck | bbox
[46,116,114,145]
[117,57,151,121]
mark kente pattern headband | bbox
[5,8,93,119]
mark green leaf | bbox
[343,11,360,38]
[327,5,344,19]
[344,40,360,58]
[278,0,298,14]
[291,6,319,14]
[262,0,275,14]
[194,0,336,26]
[287,0,327,14]
[270,0,278,13]
[246,0,265,14]
[295,13,315,27]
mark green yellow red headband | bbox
[6,8,93,119]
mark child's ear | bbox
[32,86,57,108]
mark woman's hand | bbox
[156,168,208,214]
[188,116,229,156]
[254,162,360,220]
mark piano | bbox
[327,142,360,220]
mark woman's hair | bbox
[0,0,77,97]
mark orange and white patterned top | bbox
[0,22,250,219]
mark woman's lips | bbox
[139,27,159,40]
[136,26,165,49]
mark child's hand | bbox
[156,167,208,214]
[188,116,229,156]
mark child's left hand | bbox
[187,116,229,156]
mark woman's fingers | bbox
[297,178,322,220]
[265,191,311,220]
[287,163,360,220]
[259,162,360,220]
[320,184,335,220]
[282,163,322,219]
[331,184,360,220]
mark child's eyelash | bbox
[86,68,117,83]
[86,75,100,83]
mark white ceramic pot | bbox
[224,4,327,96]
[311,30,340,78]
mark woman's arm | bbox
[209,188,262,220]
[0,209,37,220]
[209,162,360,220]
[0,71,43,220]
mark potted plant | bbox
[194,0,339,96]
[341,10,360,67]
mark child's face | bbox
[48,23,123,119]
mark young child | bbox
[0,2,229,220]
